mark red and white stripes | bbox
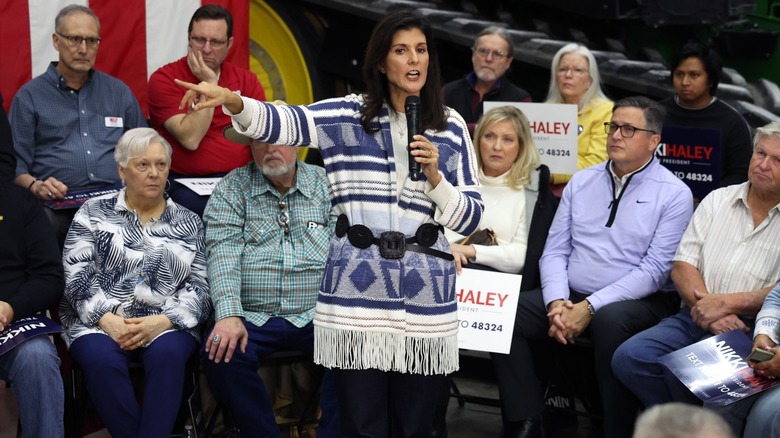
[0,0,249,115]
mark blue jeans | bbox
[612,308,710,407]
[70,331,197,438]
[202,318,340,438]
[0,335,64,437]
[42,205,76,249]
[711,383,780,437]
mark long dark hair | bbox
[360,10,446,133]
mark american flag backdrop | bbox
[0,0,250,114]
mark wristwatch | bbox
[586,300,596,317]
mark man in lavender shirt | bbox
[495,96,693,438]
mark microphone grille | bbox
[404,95,421,110]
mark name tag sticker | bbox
[105,116,124,128]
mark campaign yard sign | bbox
[455,268,522,354]
[656,126,722,201]
[0,315,63,356]
[174,177,223,196]
[42,184,123,210]
[483,102,578,176]
[660,330,780,406]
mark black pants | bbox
[491,289,680,438]
[333,368,446,438]
[167,171,227,217]
[43,206,76,249]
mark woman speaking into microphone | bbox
[177,10,483,437]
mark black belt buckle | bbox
[415,223,440,247]
[379,231,406,259]
[347,224,374,249]
[335,214,350,238]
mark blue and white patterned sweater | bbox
[60,190,212,347]
[231,94,483,374]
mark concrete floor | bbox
[445,353,598,438]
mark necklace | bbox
[125,195,166,223]
[390,110,407,139]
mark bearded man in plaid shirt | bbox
[201,127,339,437]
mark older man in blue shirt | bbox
[10,5,145,246]
[493,96,693,438]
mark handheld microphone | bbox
[405,95,422,181]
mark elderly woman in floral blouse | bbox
[60,127,211,438]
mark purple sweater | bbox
[541,158,693,310]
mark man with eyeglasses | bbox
[201,124,339,437]
[613,120,780,435]
[442,27,531,133]
[500,96,692,438]
[9,4,146,247]
[147,4,265,216]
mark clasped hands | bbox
[98,313,173,350]
[546,299,592,345]
[690,290,749,335]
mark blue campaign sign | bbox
[660,330,780,406]
[656,126,722,201]
[0,315,63,356]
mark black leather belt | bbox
[335,214,454,261]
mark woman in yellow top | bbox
[546,43,613,184]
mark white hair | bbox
[114,128,173,168]
[545,43,608,110]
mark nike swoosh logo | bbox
[636,200,650,204]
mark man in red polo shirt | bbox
[148,4,265,216]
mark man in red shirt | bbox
[148,4,265,216]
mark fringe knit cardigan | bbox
[230,94,483,375]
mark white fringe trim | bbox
[314,326,459,375]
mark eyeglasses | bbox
[604,122,656,138]
[189,36,228,49]
[277,200,290,236]
[473,47,509,60]
[557,66,588,77]
[56,33,101,48]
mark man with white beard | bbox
[201,127,339,437]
